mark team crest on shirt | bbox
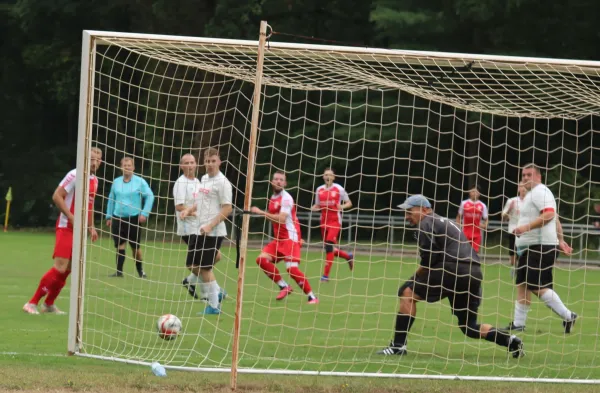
[273,202,280,209]
[330,191,337,198]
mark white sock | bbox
[307,291,316,299]
[204,281,220,308]
[514,302,530,327]
[277,280,288,288]
[187,273,201,284]
[540,289,572,320]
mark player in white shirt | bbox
[505,164,577,333]
[23,147,102,315]
[502,182,527,270]
[177,148,233,315]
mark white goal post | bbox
[69,22,600,388]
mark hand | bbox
[559,240,573,256]
[106,219,112,227]
[89,227,98,242]
[200,224,213,235]
[180,207,196,220]
[337,204,344,210]
[68,214,75,225]
[138,215,147,224]
[513,226,527,236]
[250,206,263,215]
[594,221,600,228]
[310,205,321,212]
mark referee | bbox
[106,157,155,278]
[377,195,524,358]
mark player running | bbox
[251,171,318,304]
[311,168,354,281]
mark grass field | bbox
[3,231,600,392]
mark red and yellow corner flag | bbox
[4,187,12,232]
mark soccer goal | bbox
[69,21,600,386]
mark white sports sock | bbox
[204,281,220,308]
[514,301,530,327]
[540,289,572,320]
[307,291,316,299]
[277,280,288,288]
[186,273,201,284]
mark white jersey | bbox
[56,169,98,230]
[173,175,201,236]
[502,196,523,233]
[194,171,233,237]
[515,184,558,248]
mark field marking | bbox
[0,351,66,357]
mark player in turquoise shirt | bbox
[106,157,155,278]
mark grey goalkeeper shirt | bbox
[417,213,480,268]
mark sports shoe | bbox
[347,252,354,271]
[563,312,578,334]
[182,278,199,300]
[376,343,407,356]
[276,286,293,300]
[198,305,221,315]
[308,297,319,304]
[504,321,525,332]
[508,335,525,359]
[23,303,39,315]
[138,271,147,279]
[109,272,124,278]
[320,275,329,282]
[40,304,66,315]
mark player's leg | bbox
[41,257,71,314]
[109,217,127,277]
[257,241,291,299]
[530,246,577,333]
[129,218,145,278]
[284,241,318,303]
[182,235,202,299]
[505,249,531,331]
[508,233,517,275]
[198,236,224,314]
[377,281,422,355]
[471,235,481,253]
[329,226,353,267]
[321,227,335,281]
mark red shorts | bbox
[321,224,341,244]
[262,239,301,262]
[53,228,74,260]
[465,234,482,253]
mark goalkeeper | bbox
[377,195,524,358]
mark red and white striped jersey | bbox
[458,199,488,237]
[268,190,300,242]
[56,169,99,230]
[314,183,349,226]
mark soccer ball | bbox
[157,314,182,340]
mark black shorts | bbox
[515,245,557,290]
[182,235,224,268]
[111,216,141,250]
[399,262,483,316]
[507,233,516,256]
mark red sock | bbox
[334,248,350,260]
[45,270,71,306]
[257,257,282,283]
[287,266,312,295]
[29,267,61,305]
[323,252,334,277]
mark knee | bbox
[324,242,334,253]
[53,259,69,274]
[215,252,221,262]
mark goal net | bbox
[69,24,600,384]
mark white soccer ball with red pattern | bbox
[157,314,182,340]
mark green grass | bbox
[3,231,600,392]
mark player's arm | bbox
[480,204,489,229]
[53,186,73,224]
[252,207,288,224]
[556,217,573,255]
[105,183,116,226]
[338,188,352,210]
[415,224,435,279]
[456,201,464,226]
[514,209,555,235]
[200,179,234,234]
[140,179,155,223]
[501,198,512,221]
[311,191,321,211]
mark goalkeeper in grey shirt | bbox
[377,195,524,358]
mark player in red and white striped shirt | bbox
[251,171,318,304]
[23,147,102,314]
[456,185,488,253]
[311,168,354,281]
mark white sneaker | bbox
[23,303,39,314]
[40,304,66,315]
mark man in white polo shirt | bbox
[502,182,526,272]
[505,164,576,333]
[178,148,233,315]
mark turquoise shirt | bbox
[106,175,155,219]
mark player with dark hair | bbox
[377,195,524,358]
